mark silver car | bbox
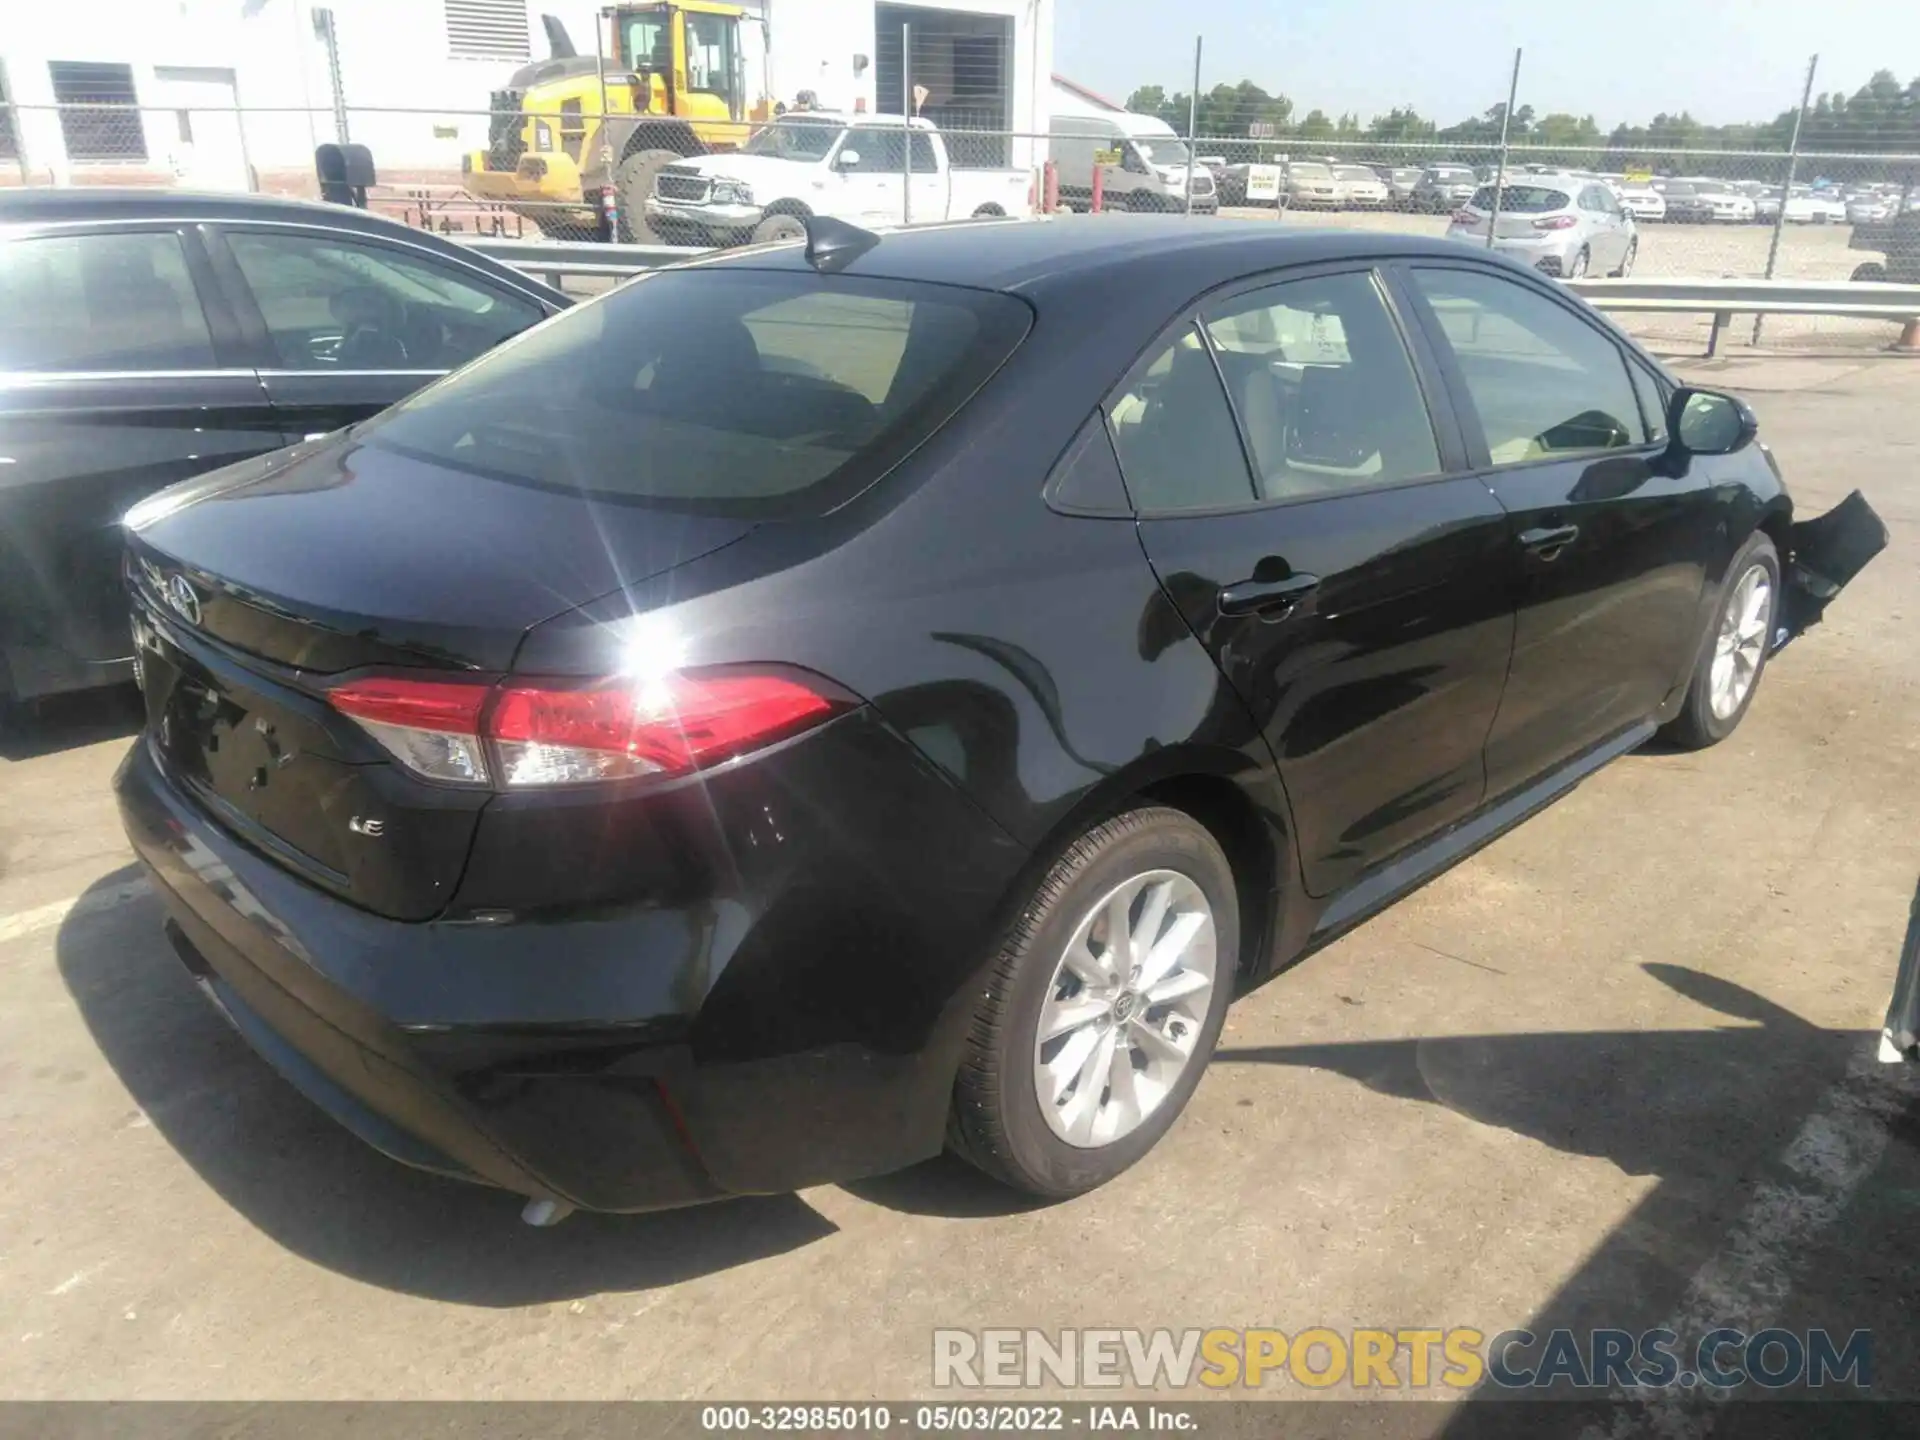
[1332,164,1390,209]
[1445,175,1638,279]
[1413,164,1478,212]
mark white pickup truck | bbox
[645,113,1033,248]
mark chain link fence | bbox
[4,91,1918,351]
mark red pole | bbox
[1044,160,1059,214]
[1091,164,1104,214]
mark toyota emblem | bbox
[165,573,202,626]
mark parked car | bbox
[1782,187,1847,225]
[1332,165,1390,209]
[1446,175,1638,278]
[113,215,1883,1216]
[648,114,1038,246]
[0,189,565,716]
[1658,180,1715,223]
[1846,193,1895,225]
[1048,111,1217,216]
[1617,183,1667,222]
[1674,178,1756,223]
[1413,165,1479,213]
[1283,161,1342,209]
[1849,210,1920,282]
[1375,165,1424,209]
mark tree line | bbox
[1123,69,1920,172]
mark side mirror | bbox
[1668,387,1757,457]
[834,148,862,170]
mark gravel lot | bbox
[2,355,1917,1425]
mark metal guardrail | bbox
[462,236,1920,354]
[1566,278,1920,355]
[1567,278,1920,318]
[465,237,696,282]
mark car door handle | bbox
[1218,571,1320,617]
[1519,524,1580,558]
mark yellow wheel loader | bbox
[463,4,766,242]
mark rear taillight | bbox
[326,667,851,789]
[1533,214,1579,230]
[1450,209,1479,225]
[327,677,492,785]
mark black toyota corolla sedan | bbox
[114,216,1884,1219]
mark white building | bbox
[0,0,1055,189]
[1049,72,1124,119]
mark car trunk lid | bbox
[124,434,753,920]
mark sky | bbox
[1052,0,1920,131]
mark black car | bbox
[113,217,1884,1219]
[0,189,565,714]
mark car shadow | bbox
[0,683,144,761]
[56,867,838,1307]
[1214,962,1920,1422]
[840,1152,1057,1219]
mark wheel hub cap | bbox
[1033,869,1217,1149]
[1709,562,1774,720]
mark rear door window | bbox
[1202,270,1441,500]
[0,230,215,372]
[1106,327,1253,511]
[361,269,1030,517]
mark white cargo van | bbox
[1048,113,1217,215]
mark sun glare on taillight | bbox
[326,668,850,789]
[1533,214,1579,230]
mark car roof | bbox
[0,186,423,230]
[684,215,1524,302]
[0,187,567,301]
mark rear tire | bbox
[1661,531,1780,750]
[1566,247,1590,279]
[949,806,1238,1199]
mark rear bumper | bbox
[114,705,1029,1212]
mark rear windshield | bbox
[359,269,1031,518]
[1469,184,1568,213]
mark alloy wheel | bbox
[1709,563,1774,719]
[1033,869,1217,1148]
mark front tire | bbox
[1610,239,1637,278]
[751,211,808,244]
[614,148,687,244]
[949,806,1238,1199]
[1661,532,1780,749]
